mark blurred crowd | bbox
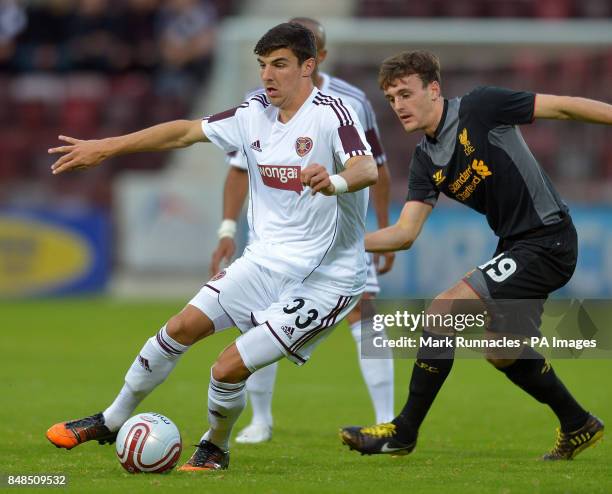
[0,0,233,207]
[358,0,612,18]
[0,0,610,209]
[1,0,226,88]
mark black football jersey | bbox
[407,86,568,238]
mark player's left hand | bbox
[374,252,395,274]
[301,164,334,196]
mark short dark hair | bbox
[378,51,441,90]
[254,22,317,65]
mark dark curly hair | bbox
[378,51,441,90]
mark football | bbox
[115,413,182,473]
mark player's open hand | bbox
[48,135,109,175]
[301,163,334,196]
[210,237,236,276]
[374,252,395,275]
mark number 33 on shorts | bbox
[479,252,517,282]
[283,298,319,329]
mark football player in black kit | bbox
[340,51,612,460]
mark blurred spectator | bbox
[0,0,27,72]
[357,0,611,18]
[13,0,74,72]
[125,0,161,73]
[65,0,130,73]
[156,0,217,97]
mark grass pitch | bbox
[1,298,610,493]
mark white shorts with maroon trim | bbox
[188,256,361,366]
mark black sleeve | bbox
[406,148,439,207]
[468,86,536,127]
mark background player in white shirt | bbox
[45,22,378,472]
[210,18,395,444]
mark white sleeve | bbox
[221,89,263,169]
[201,103,248,153]
[330,102,373,167]
[225,150,248,170]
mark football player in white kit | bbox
[45,23,378,471]
[210,18,395,444]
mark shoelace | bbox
[550,428,571,455]
[66,415,100,429]
[189,443,217,465]
[360,423,396,438]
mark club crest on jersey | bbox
[295,137,313,157]
[211,270,226,281]
[432,169,446,186]
[458,128,475,156]
[258,164,303,194]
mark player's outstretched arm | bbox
[301,155,377,196]
[49,119,209,175]
[365,200,432,252]
[210,166,248,275]
[370,163,395,273]
[534,94,612,124]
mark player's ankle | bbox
[560,411,590,433]
[391,416,417,443]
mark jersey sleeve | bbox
[406,148,439,207]
[201,103,248,153]
[221,89,264,169]
[330,102,373,167]
[363,99,387,166]
[225,150,248,170]
[469,86,536,127]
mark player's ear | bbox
[301,57,316,78]
[429,81,441,101]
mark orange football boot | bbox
[46,413,117,450]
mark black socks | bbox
[393,332,455,441]
[497,346,589,432]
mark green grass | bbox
[1,298,610,493]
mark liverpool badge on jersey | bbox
[295,137,313,157]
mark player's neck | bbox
[278,82,314,123]
[424,98,445,138]
[313,71,323,89]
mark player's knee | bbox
[424,293,456,336]
[211,360,245,384]
[166,309,213,346]
[166,314,192,344]
[486,356,516,369]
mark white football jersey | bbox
[226,72,386,169]
[202,87,373,295]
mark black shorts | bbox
[464,216,577,335]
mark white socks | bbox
[245,362,277,427]
[103,325,189,432]
[350,320,395,423]
[201,372,247,451]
